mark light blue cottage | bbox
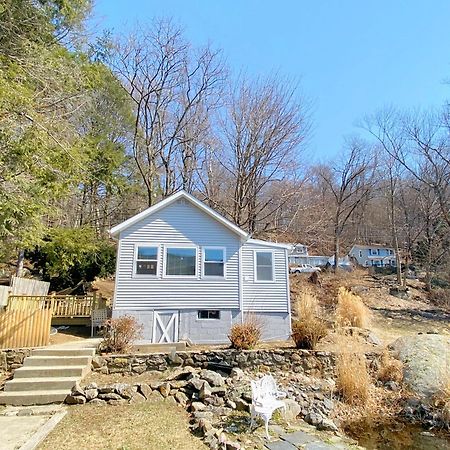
[109,191,292,344]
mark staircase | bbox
[0,344,95,406]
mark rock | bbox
[114,383,134,399]
[84,389,98,400]
[98,385,116,394]
[165,396,177,405]
[305,411,323,427]
[166,366,197,381]
[170,380,188,389]
[175,391,189,406]
[323,398,334,411]
[200,369,225,387]
[385,381,400,391]
[283,398,301,421]
[199,418,213,433]
[87,398,106,406]
[199,381,212,400]
[226,400,237,409]
[66,394,86,405]
[138,383,153,400]
[211,386,226,396]
[148,390,164,402]
[234,398,250,412]
[367,332,382,346]
[71,381,85,397]
[98,392,123,401]
[108,399,126,405]
[159,382,171,398]
[168,352,183,365]
[226,441,241,449]
[191,401,207,412]
[193,411,214,420]
[391,334,450,399]
[189,378,205,391]
[129,392,146,404]
[150,381,163,390]
[91,356,106,369]
[84,382,98,390]
[230,368,245,379]
[317,418,339,432]
[17,409,33,416]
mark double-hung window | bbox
[165,247,197,276]
[255,251,274,282]
[135,246,159,275]
[203,247,225,277]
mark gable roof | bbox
[109,190,249,239]
[350,244,395,251]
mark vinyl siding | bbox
[241,242,289,312]
[114,199,241,310]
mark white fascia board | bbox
[247,238,293,250]
[109,190,248,239]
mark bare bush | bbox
[228,316,262,350]
[100,315,143,353]
[336,287,370,328]
[336,351,371,405]
[291,290,327,349]
[433,376,450,425]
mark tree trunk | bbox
[16,249,25,277]
[333,233,340,272]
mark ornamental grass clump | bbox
[336,350,371,405]
[101,315,143,353]
[291,290,327,349]
[336,287,370,328]
[228,317,262,350]
[377,349,404,383]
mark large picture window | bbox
[135,246,158,275]
[255,251,274,281]
[203,247,225,277]
[165,247,197,276]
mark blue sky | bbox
[93,0,450,160]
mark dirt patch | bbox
[49,326,91,346]
[83,370,164,386]
[39,400,207,450]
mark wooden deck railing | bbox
[7,294,98,317]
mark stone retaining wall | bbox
[0,348,32,374]
[94,348,381,376]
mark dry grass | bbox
[336,287,370,328]
[433,377,450,425]
[336,350,371,405]
[291,290,328,349]
[228,316,262,350]
[40,400,207,450]
[377,349,404,383]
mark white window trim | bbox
[202,246,226,279]
[196,310,221,320]
[133,243,160,278]
[254,250,275,283]
[163,244,198,279]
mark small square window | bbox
[198,310,220,320]
[203,248,225,277]
[136,246,158,275]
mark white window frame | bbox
[197,310,221,320]
[133,243,160,277]
[254,250,275,283]
[202,246,226,279]
[163,245,198,278]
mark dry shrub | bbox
[228,317,262,350]
[428,288,450,310]
[432,376,450,425]
[101,315,143,353]
[336,287,370,328]
[377,349,403,383]
[336,351,371,405]
[291,290,328,349]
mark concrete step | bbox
[32,348,95,357]
[4,377,79,392]
[0,389,69,406]
[24,355,91,367]
[13,365,89,379]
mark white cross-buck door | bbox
[152,311,179,343]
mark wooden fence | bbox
[10,276,50,296]
[0,298,53,349]
[0,286,10,307]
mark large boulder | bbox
[200,369,225,387]
[391,334,450,399]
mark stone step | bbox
[0,389,69,406]
[13,365,89,379]
[32,348,95,357]
[24,355,91,367]
[4,377,80,392]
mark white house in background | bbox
[348,244,396,268]
[288,244,330,267]
[109,191,291,344]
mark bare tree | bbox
[213,76,309,234]
[110,19,225,205]
[318,139,375,271]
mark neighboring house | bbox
[288,244,330,267]
[348,244,396,267]
[109,191,291,344]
